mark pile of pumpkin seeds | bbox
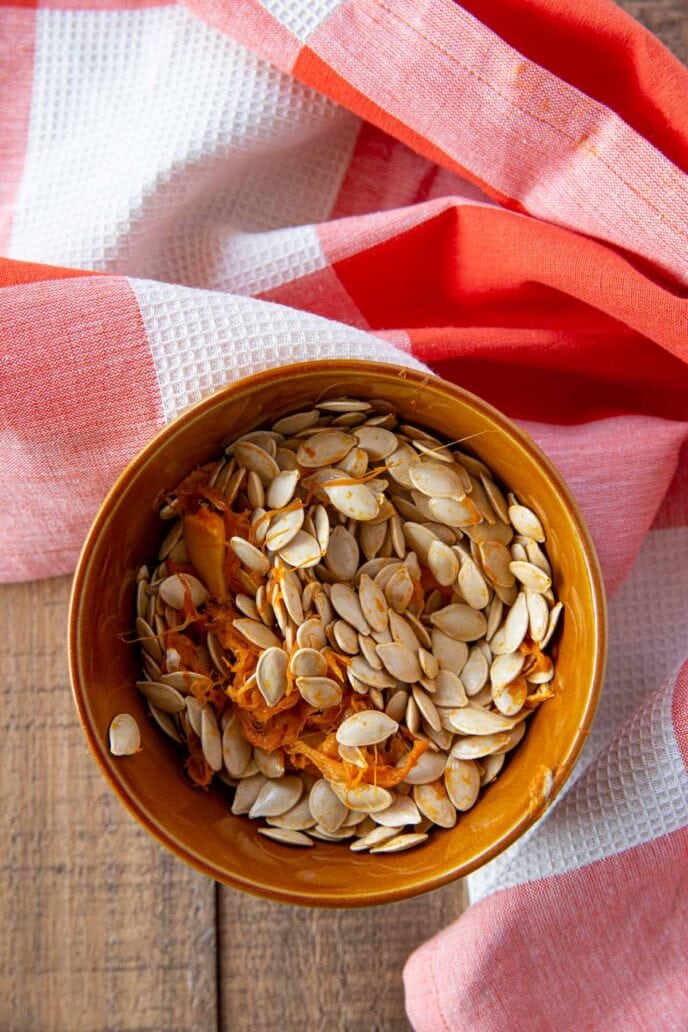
[115,397,562,853]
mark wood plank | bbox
[0,577,217,1032]
[219,882,466,1032]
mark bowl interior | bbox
[69,361,605,906]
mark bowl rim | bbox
[68,358,607,907]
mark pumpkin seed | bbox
[109,714,141,756]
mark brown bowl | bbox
[69,360,606,907]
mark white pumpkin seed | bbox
[330,781,393,814]
[509,560,552,593]
[265,505,304,551]
[297,676,343,709]
[430,604,487,641]
[427,540,460,586]
[413,781,457,828]
[256,647,288,707]
[231,773,268,815]
[201,706,223,772]
[369,832,429,853]
[336,710,398,747]
[309,779,348,832]
[159,573,208,610]
[434,669,468,707]
[444,757,480,811]
[249,776,303,818]
[446,706,515,735]
[109,714,140,756]
[258,827,313,847]
[402,749,447,785]
[136,681,186,714]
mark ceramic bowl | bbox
[69,360,606,907]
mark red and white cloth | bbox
[1,2,686,1028]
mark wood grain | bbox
[0,7,684,1032]
[0,577,216,1032]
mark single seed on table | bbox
[231,773,268,815]
[265,505,304,551]
[510,560,552,593]
[325,525,359,581]
[359,634,383,670]
[336,710,398,747]
[201,707,223,772]
[296,616,328,650]
[402,748,447,785]
[330,781,393,814]
[370,832,429,854]
[413,781,457,828]
[272,410,319,435]
[249,776,303,819]
[330,583,369,635]
[385,689,409,723]
[427,540,459,586]
[289,647,327,679]
[297,676,343,709]
[309,779,348,833]
[446,706,516,735]
[409,459,466,499]
[136,681,186,714]
[235,441,280,484]
[230,536,270,575]
[222,714,252,778]
[258,827,313,847]
[459,647,488,696]
[109,714,140,756]
[256,647,288,707]
[353,425,398,460]
[431,604,487,642]
[492,676,528,716]
[159,573,208,610]
[450,732,509,760]
[358,574,389,632]
[233,618,281,650]
[385,565,415,613]
[412,686,442,731]
[445,757,481,811]
[376,642,422,683]
[434,669,468,707]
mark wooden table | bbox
[2,7,684,1030]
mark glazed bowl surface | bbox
[69,360,606,907]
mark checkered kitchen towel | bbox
[1,2,686,1028]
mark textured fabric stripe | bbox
[300,0,688,283]
[0,276,162,581]
[459,0,688,174]
[0,6,35,250]
[405,826,688,1032]
[129,277,425,422]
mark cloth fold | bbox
[1,1,686,1028]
